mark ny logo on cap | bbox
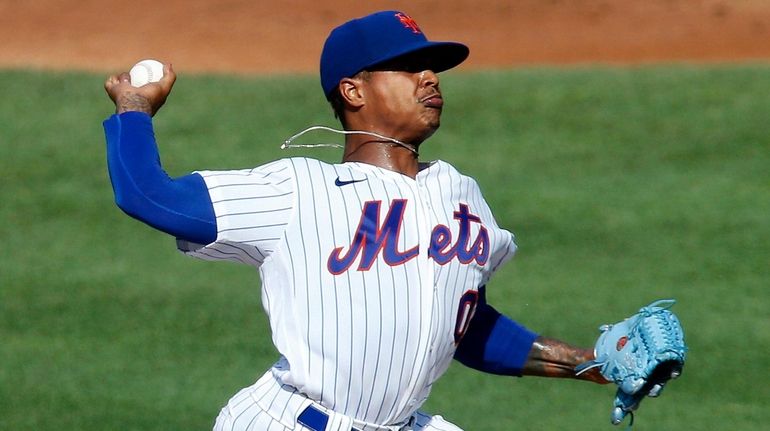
[395,12,422,34]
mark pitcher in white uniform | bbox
[103,10,609,431]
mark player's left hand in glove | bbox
[576,299,687,426]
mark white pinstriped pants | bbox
[212,371,464,431]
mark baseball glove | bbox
[575,299,687,426]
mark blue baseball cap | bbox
[320,10,469,100]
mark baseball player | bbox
[103,10,685,431]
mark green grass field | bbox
[1,65,768,430]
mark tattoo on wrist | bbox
[116,93,153,115]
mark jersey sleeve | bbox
[178,159,295,267]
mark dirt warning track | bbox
[1,0,768,74]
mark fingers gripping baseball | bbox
[104,62,177,116]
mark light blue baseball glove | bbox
[576,299,687,426]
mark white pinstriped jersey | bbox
[181,157,516,426]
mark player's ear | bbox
[338,77,365,110]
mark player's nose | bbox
[418,69,440,88]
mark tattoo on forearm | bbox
[523,336,607,383]
[116,93,153,115]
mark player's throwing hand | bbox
[104,62,176,116]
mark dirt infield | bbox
[1,0,769,74]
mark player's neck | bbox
[343,139,420,178]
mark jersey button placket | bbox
[418,182,432,211]
[410,179,440,401]
[417,180,439,293]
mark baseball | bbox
[129,59,164,87]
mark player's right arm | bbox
[102,64,217,245]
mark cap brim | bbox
[365,41,469,74]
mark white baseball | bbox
[129,59,164,87]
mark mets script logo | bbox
[395,12,422,34]
[327,200,489,274]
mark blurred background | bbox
[2,0,770,73]
[1,1,769,430]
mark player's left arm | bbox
[457,299,687,429]
[454,286,607,384]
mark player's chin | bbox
[421,108,442,128]
[418,120,440,142]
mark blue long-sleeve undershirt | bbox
[454,286,539,376]
[103,112,217,244]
